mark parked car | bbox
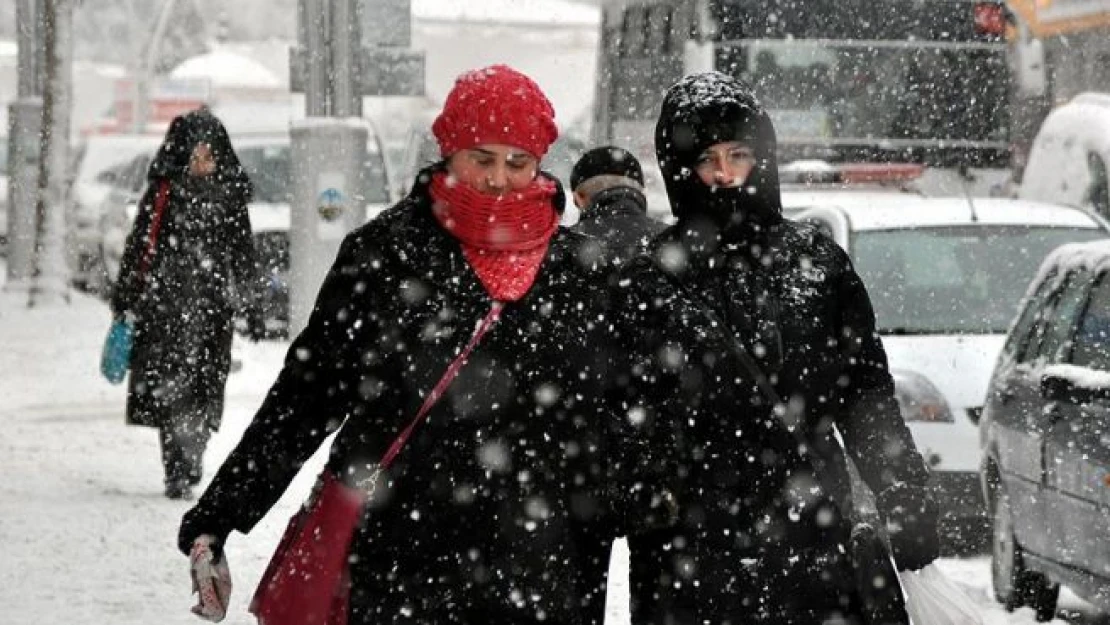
[783,182,1110,548]
[67,134,163,292]
[980,239,1110,621]
[1020,92,1110,220]
[97,131,393,338]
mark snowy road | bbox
[1,291,1106,624]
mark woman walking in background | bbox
[111,107,266,500]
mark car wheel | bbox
[991,489,1059,620]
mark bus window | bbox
[648,5,673,55]
[595,0,1013,169]
[620,8,647,58]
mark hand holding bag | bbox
[99,180,170,384]
[900,563,984,625]
[100,315,135,384]
[248,302,504,625]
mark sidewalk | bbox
[0,290,304,624]
[0,289,1075,624]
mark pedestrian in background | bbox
[570,145,665,263]
[177,65,679,625]
[111,107,266,500]
[628,71,940,624]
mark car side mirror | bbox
[1040,370,1110,404]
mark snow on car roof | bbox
[781,189,1104,230]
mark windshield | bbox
[237,143,391,205]
[854,225,1107,335]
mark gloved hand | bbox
[189,534,232,622]
[877,481,940,571]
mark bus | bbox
[593,0,1016,176]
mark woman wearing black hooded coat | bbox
[111,108,265,500]
[625,72,941,624]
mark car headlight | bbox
[891,369,954,423]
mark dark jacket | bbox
[629,72,938,624]
[179,170,682,625]
[571,185,666,263]
[112,109,259,430]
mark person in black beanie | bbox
[570,146,665,264]
[626,71,940,624]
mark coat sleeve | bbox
[601,259,692,536]
[226,199,263,316]
[830,248,940,570]
[110,184,159,315]
[178,232,384,552]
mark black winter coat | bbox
[112,110,258,430]
[628,72,938,624]
[179,173,684,625]
[571,186,666,264]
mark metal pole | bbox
[133,0,181,133]
[303,0,330,116]
[30,0,72,306]
[287,0,369,334]
[6,0,45,292]
[331,0,361,117]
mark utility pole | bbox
[287,0,424,333]
[6,0,45,292]
[29,0,73,306]
[132,0,181,133]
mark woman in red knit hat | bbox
[175,65,687,625]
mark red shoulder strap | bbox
[138,179,171,281]
[378,301,504,471]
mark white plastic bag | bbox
[900,563,983,625]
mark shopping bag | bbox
[250,471,365,625]
[249,303,503,625]
[900,562,984,625]
[100,316,134,384]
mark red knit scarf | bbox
[430,172,559,301]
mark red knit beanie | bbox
[432,65,559,159]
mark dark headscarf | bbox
[147,107,253,204]
[655,72,782,240]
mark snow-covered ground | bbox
[0,287,1106,624]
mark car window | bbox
[364,147,390,204]
[239,145,292,204]
[128,156,150,193]
[853,225,1105,335]
[1034,270,1092,364]
[1005,268,1057,363]
[1070,273,1110,370]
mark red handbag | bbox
[249,303,504,625]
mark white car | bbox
[68,134,164,292]
[782,184,1110,546]
[1019,92,1110,220]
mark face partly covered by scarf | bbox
[428,65,562,302]
[654,72,784,244]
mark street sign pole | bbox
[287,0,424,334]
